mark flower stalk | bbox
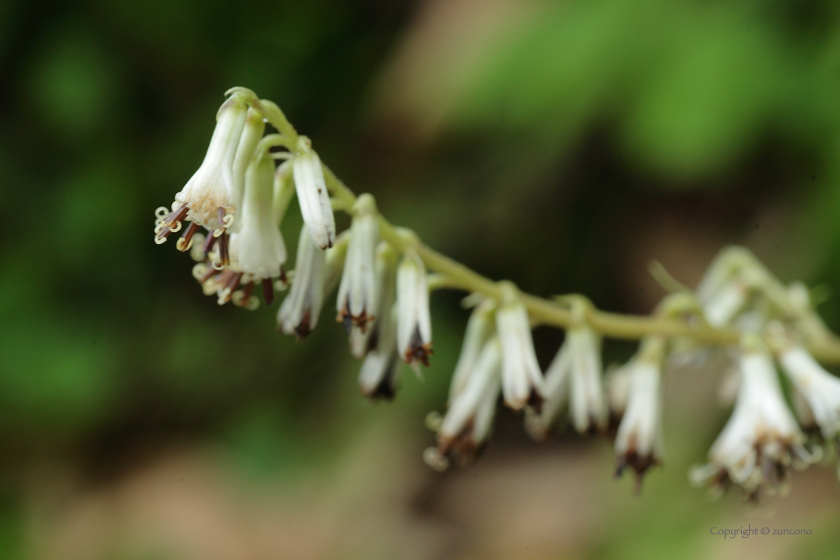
[155,86,840,496]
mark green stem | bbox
[255,99,840,365]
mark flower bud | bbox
[496,285,544,411]
[292,136,336,250]
[337,195,380,334]
[397,249,433,368]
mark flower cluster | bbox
[156,89,840,501]
[155,89,436,398]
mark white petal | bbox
[292,137,335,249]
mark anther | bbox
[177,223,201,252]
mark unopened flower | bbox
[449,299,496,402]
[691,343,818,497]
[779,345,840,441]
[614,358,664,483]
[155,92,249,259]
[337,194,380,334]
[223,148,287,307]
[496,284,544,411]
[292,136,335,250]
[348,241,397,359]
[277,225,327,339]
[424,337,502,471]
[567,326,608,433]
[397,249,433,368]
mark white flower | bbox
[277,225,327,339]
[424,337,502,471]
[292,136,336,250]
[231,108,266,213]
[567,326,608,433]
[496,285,544,411]
[323,231,350,296]
[778,345,840,440]
[227,149,286,291]
[350,242,397,360]
[358,304,401,399]
[449,299,496,402]
[272,160,296,229]
[336,194,380,334]
[155,93,249,250]
[691,344,818,497]
[524,336,570,440]
[356,243,400,385]
[606,363,633,419]
[396,249,433,367]
[614,360,664,481]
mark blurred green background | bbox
[2,0,840,558]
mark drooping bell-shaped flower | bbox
[691,340,818,497]
[524,336,570,440]
[353,241,398,362]
[277,225,327,340]
[223,147,287,306]
[496,284,544,411]
[358,304,401,400]
[396,249,433,368]
[567,326,608,434]
[779,345,840,441]
[449,299,496,403]
[614,340,665,484]
[337,194,380,334]
[524,324,606,437]
[292,136,335,250]
[155,92,250,257]
[424,337,502,471]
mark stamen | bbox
[199,265,218,285]
[217,272,243,305]
[177,223,201,252]
[218,232,230,266]
[237,281,254,307]
[405,327,433,366]
[203,232,218,255]
[155,203,188,242]
[155,225,173,241]
[226,271,244,293]
[213,207,226,237]
[295,309,313,341]
[262,278,275,305]
[341,306,353,334]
